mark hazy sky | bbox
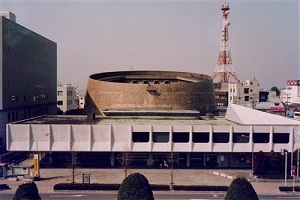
[1,0,299,90]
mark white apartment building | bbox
[76,89,86,109]
[228,78,260,108]
[57,84,78,113]
[281,80,300,105]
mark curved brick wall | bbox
[85,71,216,115]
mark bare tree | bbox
[117,150,133,178]
[166,151,178,190]
[66,150,80,184]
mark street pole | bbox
[297,148,299,178]
[34,133,49,179]
[285,151,287,186]
[170,141,174,190]
[251,135,254,175]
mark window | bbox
[7,113,10,122]
[132,132,149,143]
[193,132,209,143]
[153,132,169,143]
[213,132,229,143]
[67,91,72,96]
[57,91,63,96]
[233,133,249,143]
[57,101,63,105]
[244,96,249,101]
[253,133,269,143]
[244,88,249,94]
[11,96,18,103]
[273,133,289,144]
[173,132,189,143]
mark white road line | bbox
[49,194,87,198]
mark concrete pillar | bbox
[186,152,190,167]
[110,152,115,167]
[147,153,154,167]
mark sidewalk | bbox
[0,168,298,195]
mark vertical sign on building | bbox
[33,154,40,178]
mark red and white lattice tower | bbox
[212,2,240,83]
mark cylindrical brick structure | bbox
[85,71,216,115]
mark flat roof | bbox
[15,115,238,126]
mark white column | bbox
[147,153,154,167]
[186,152,190,167]
[110,152,115,167]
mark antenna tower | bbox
[212,2,240,83]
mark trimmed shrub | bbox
[118,173,154,200]
[13,182,41,200]
[225,177,258,200]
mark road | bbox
[1,192,300,200]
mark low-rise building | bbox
[281,80,300,105]
[57,84,78,113]
[6,103,300,168]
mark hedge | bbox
[173,185,228,191]
[0,184,10,190]
[54,183,229,191]
[279,186,300,192]
[54,183,120,190]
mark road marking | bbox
[49,194,87,198]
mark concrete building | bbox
[76,89,86,109]
[6,103,300,168]
[57,84,78,113]
[215,78,282,114]
[85,71,217,116]
[281,80,300,105]
[0,13,57,153]
[228,78,260,108]
[6,71,300,168]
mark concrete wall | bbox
[7,123,299,153]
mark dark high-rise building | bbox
[0,12,57,153]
